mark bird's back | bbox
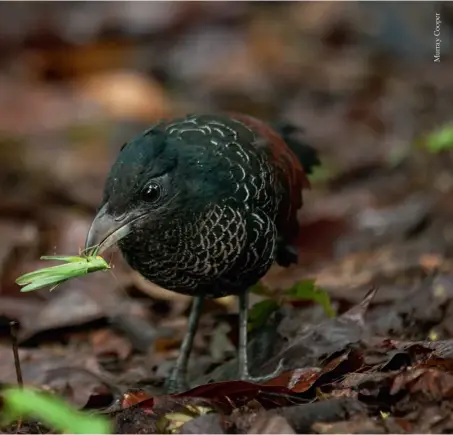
[227,113,313,253]
[165,112,317,266]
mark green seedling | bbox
[424,123,453,153]
[15,253,110,293]
[248,279,335,332]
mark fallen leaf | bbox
[391,367,453,400]
[312,415,384,434]
[121,390,154,410]
[0,345,113,408]
[419,253,444,272]
[247,414,295,434]
[180,413,225,434]
[76,70,170,121]
[260,288,376,373]
[264,350,363,394]
[235,398,366,434]
[173,380,300,413]
[90,329,132,360]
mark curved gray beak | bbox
[85,204,133,255]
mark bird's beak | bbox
[85,204,134,255]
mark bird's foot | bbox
[165,369,189,394]
[239,359,284,384]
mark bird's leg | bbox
[166,295,204,394]
[237,291,284,383]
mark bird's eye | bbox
[142,182,162,203]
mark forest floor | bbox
[1,3,453,433]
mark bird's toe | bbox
[239,359,284,384]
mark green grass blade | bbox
[1,387,112,434]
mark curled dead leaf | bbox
[121,390,154,410]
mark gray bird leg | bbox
[237,290,284,382]
[166,295,204,393]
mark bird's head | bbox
[85,124,237,255]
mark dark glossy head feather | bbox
[103,119,250,218]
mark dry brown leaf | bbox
[90,328,133,360]
[419,253,444,272]
[132,272,191,302]
[76,70,171,121]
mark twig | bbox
[9,321,23,431]
[9,321,23,387]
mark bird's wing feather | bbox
[228,113,310,213]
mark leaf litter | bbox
[1,2,453,434]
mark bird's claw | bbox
[240,359,284,384]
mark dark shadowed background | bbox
[1,2,453,427]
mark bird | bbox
[85,112,320,393]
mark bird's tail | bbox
[273,122,320,174]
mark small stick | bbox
[9,321,23,387]
[9,321,23,431]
